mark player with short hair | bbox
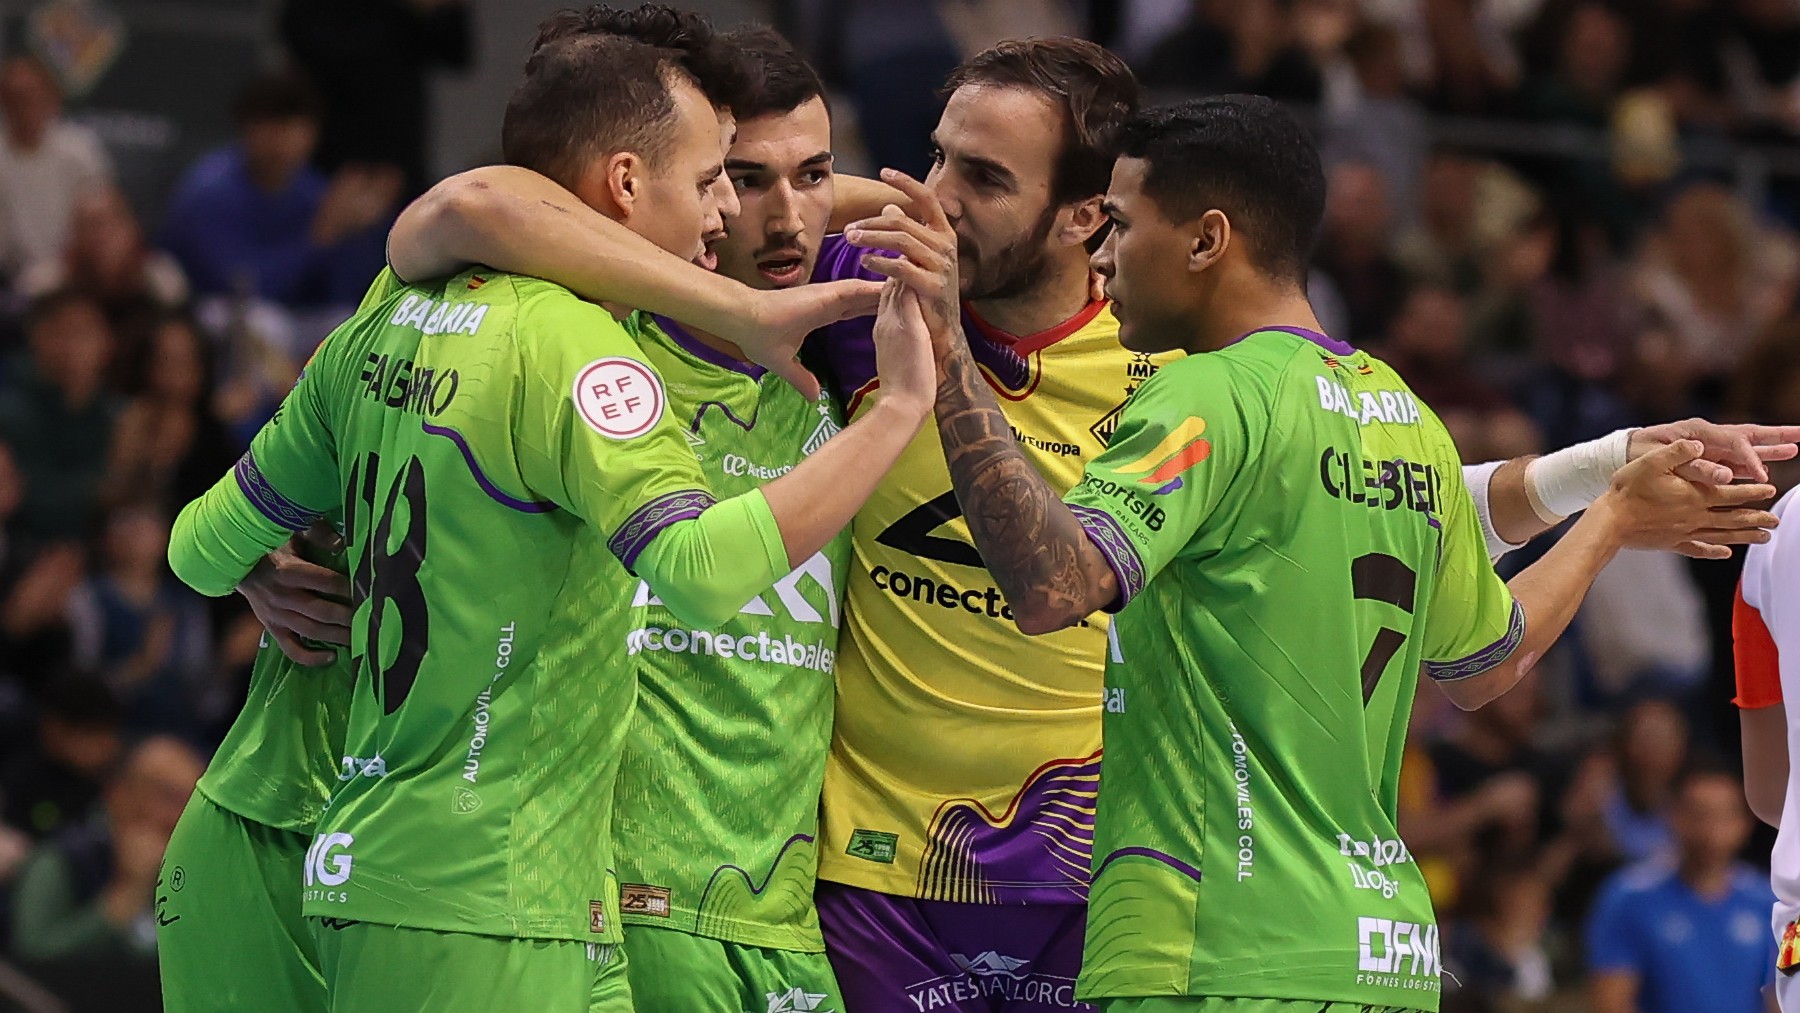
[164,11,935,1013]
[607,25,850,1012]
[872,93,1779,1012]
[296,33,1798,1010]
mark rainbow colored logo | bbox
[1116,417,1210,495]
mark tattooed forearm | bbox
[933,340,1119,632]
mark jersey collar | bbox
[964,298,1108,357]
[1232,325,1355,356]
[652,314,766,381]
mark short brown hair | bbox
[943,38,1140,205]
[502,5,749,187]
[722,24,827,122]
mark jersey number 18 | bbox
[346,451,429,715]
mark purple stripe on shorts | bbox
[421,423,558,514]
[1093,846,1203,884]
[607,489,716,570]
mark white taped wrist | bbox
[1525,429,1633,521]
[1464,460,1523,562]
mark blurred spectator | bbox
[67,506,215,740]
[1363,0,1526,116]
[1516,4,1640,244]
[10,735,202,963]
[1584,765,1774,1013]
[1733,314,1800,495]
[1629,182,1800,384]
[104,315,239,512]
[0,674,121,841]
[279,0,473,196]
[1577,550,1712,700]
[1313,160,1407,346]
[0,55,113,279]
[0,291,120,543]
[15,186,187,355]
[1138,0,1327,103]
[1444,859,1557,1012]
[1395,149,1489,297]
[159,70,399,311]
[1716,0,1800,137]
[1323,22,1428,226]
[1379,283,1540,462]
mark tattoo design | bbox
[934,340,1117,629]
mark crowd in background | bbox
[0,0,1795,1009]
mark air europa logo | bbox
[1114,417,1210,495]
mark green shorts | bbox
[1101,999,1427,1013]
[623,924,842,1012]
[311,919,630,1013]
[157,792,325,1013]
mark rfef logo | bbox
[1114,417,1210,494]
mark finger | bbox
[1674,540,1734,561]
[277,558,353,599]
[1754,443,1800,462]
[1672,458,1735,485]
[878,168,950,230]
[1685,527,1774,546]
[858,254,944,295]
[1636,438,1705,473]
[275,609,355,645]
[845,228,946,270]
[1703,482,1778,507]
[302,520,345,555]
[289,595,355,630]
[1701,507,1781,530]
[269,627,336,667]
[1713,431,1768,482]
[846,212,954,258]
[1089,270,1106,303]
[767,357,822,401]
[1740,424,1800,446]
[810,279,882,325]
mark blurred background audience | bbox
[0,0,1790,1008]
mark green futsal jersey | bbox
[612,316,848,952]
[192,273,406,833]
[1066,328,1522,1010]
[170,267,789,945]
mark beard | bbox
[959,202,1060,303]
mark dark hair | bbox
[943,37,1139,205]
[503,5,748,186]
[232,68,322,126]
[1675,753,1742,794]
[1118,95,1325,284]
[38,670,121,728]
[721,24,827,122]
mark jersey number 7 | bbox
[346,451,429,715]
[1352,553,1417,705]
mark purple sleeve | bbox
[803,234,881,403]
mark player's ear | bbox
[1057,195,1108,248]
[1188,209,1229,274]
[601,152,643,219]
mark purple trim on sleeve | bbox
[421,423,558,514]
[1069,503,1146,611]
[1234,325,1355,356]
[607,489,717,571]
[1427,600,1527,682]
[233,452,319,531]
[1094,846,1202,884]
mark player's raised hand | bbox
[1596,439,1780,559]
[845,169,961,349]
[871,278,936,420]
[1629,418,1800,484]
[237,521,352,666]
[735,278,883,401]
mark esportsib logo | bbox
[1114,417,1210,494]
